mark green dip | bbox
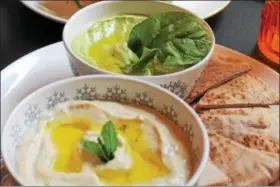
[72,15,146,74]
[72,12,212,76]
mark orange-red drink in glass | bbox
[258,0,279,64]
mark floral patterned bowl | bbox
[63,1,215,99]
[1,75,209,186]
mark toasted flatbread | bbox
[199,108,279,153]
[196,73,279,109]
[198,159,232,186]
[209,132,279,185]
[185,54,251,103]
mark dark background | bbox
[0,0,269,71]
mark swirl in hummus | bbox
[16,100,193,186]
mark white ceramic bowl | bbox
[2,75,209,186]
[63,1,215,99]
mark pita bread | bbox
[199,108,279,153]
[185,54,251,103]
[198,159,232,186]
[209,132,279,185]
[196,73,279,109]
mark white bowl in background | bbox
[2,75,209,186]
[63,1,215,99]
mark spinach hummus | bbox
[72,12,212,76]
[72,15,145,74]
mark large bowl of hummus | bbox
[63,1,215,99]
[1,75,209,186]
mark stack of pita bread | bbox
[186,54,280,186]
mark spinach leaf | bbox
[123,48,159,75]
[126,11,211,74]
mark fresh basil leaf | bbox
[101,121,118,158]
[127,11,211,74]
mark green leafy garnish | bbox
[122,47,159,75]
[101,121,118,158]
[81,121,118,163]
[125,11,212,75]
[81,139,109,162]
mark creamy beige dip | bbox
[16,101,192,186]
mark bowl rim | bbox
[62,0,216,78]
[2,75,209,186]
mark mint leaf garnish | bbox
[101,121,118,159]
[81,121,118,163]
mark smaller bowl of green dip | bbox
[63,1,215,99]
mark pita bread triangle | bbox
[208,132,279,186]
[199,107,279,154]
[196,73,279,109]
[185,54,251,103]
[198,159,232,186]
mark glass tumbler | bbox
[257,0,279,64]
